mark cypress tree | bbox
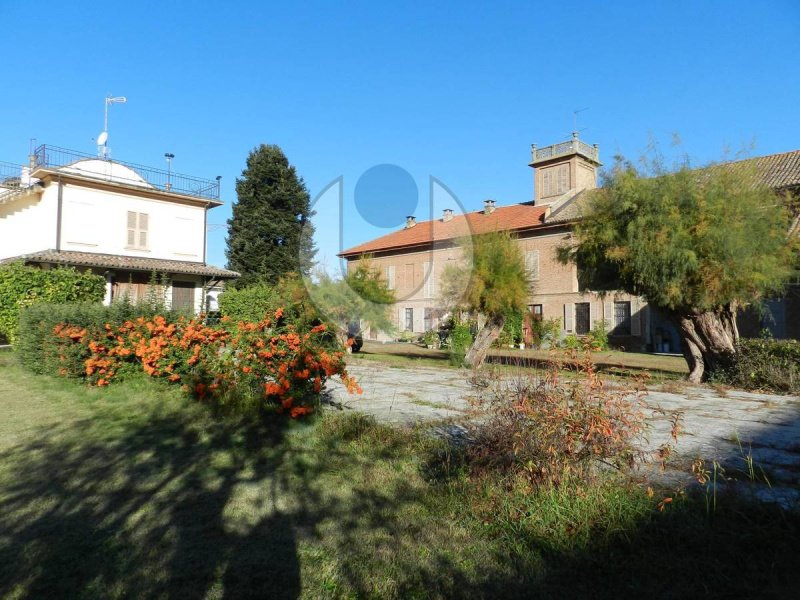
[226,144,317,287]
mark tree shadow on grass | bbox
[0,406,305,599]
[2,375,799,599]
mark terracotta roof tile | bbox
[741,150,800,191]
[339,149,800,257]
[1,250,240,278]
[339,203,550,256]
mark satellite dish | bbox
[97,131,108,145]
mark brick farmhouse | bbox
[339,135,800,349]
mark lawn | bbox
[350,341,688,377]
[1,352,798,599]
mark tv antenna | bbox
[97,94,127,159]
[571,107,589,138]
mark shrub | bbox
[0,262,105,343]
[422,330,438,347]
[218,283,280,323]
[17,301,193,375]
[21,306,358,417]
[585,320,610,351]
[448,323,473,366]
[465,357,655,488]
[713,338,800,393]
[529,317,561,348]
[561,333,582,350]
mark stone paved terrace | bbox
[326,363,800,507]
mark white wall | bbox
[0,189,57,259]
[60,183,206,262]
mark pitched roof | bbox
[1,250,240,279]
[338,203,550,257]
[741,150,800,191]
[339,149,800,257]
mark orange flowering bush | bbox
[49,309,359,417]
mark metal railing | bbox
[33,145,220,201]
[531,137,600,163]
[0,161,24,189]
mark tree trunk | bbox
[673,304,739,383]
[464,314,505,369]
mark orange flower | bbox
[290,406,312,418]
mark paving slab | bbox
[326,363,800,507]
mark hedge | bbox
[0,262,105,344]
[714,338,800,394]
[19,303,358,417]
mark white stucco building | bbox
[0,144,238,310]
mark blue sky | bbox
[2,0,798,274]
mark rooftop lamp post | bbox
[165,152,175,191]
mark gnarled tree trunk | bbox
[464,314,505,368]
[673,303,739,383]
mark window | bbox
[529,304,543,320]
[575,302,590,335]
[405,308,414,331]
[424,307,433,331]
[525,250,540,281]
[386,265,395,290]
[614,301,632,335]
[127,211,149,249]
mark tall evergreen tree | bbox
[226,145,316,287]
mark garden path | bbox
[325,363,800,507]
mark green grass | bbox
[1,352,798,599]
[352,341,687,380]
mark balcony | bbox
[31,145,221,201]
[530,135,600,165]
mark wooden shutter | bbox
[424,262,434,298]
[525,250,540,281]
[127,211,137,246]
[542,169,552,197]
[171,281,195,311]
[386,265,395,290]
[631,298,641,336]
[138,213,149,248]
[558,164,569,194]
[603,301,614,328]
[564,303,574,332]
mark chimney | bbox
[483,199,496,214]
[442,208,453,222]
[405,215,417,228]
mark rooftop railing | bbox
[0,161,24,189]
[32,145,221,201]
[531,136,600,164]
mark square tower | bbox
[529,133,602,204]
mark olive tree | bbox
[561,154,797,382]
